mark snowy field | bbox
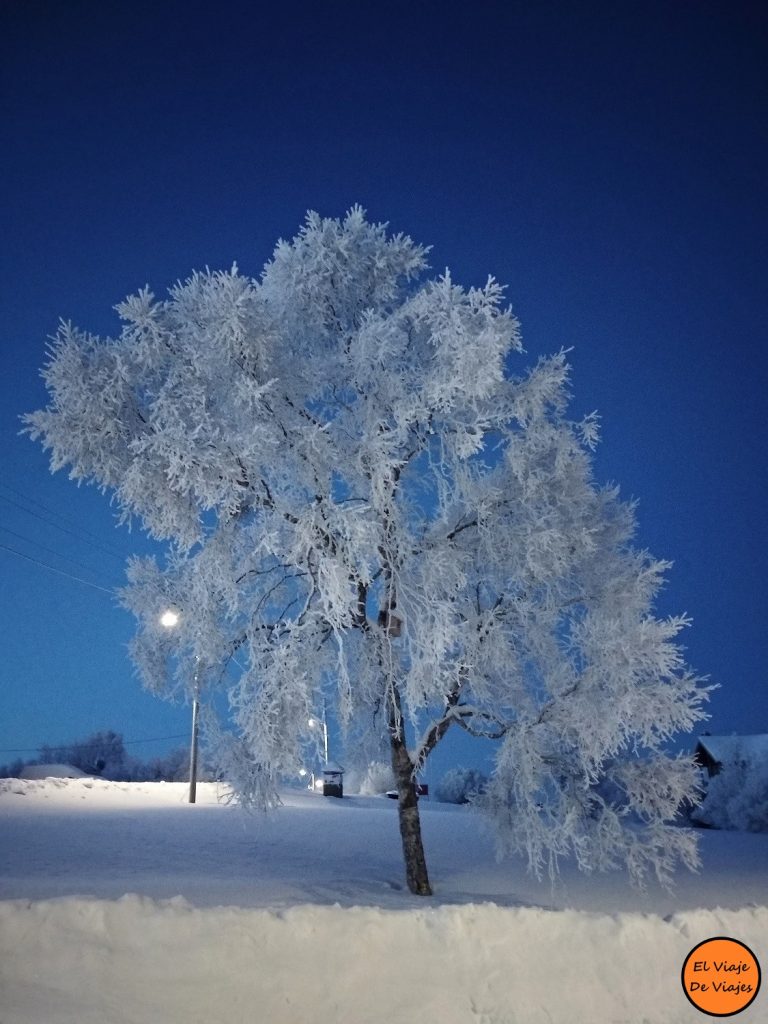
[0,778,765,1023]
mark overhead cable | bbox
[0,541,116,595]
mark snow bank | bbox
[2,779,766,1022]
[3,778,767,915]
[0,775,222,806]
[0,896,765,1024]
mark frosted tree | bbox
[26,207,708,895]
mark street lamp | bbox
[160,608,200,804]
[308,699,329,766]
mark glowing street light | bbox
[160,608,200,804]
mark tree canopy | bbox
[26,207,708,893]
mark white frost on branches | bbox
[26,206,709,886]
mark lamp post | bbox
[160,608,200,804]
[308,699,329,766]
[187,660,200,804]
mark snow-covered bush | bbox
[345,761,396,796]
[695,750,768,832]
[39,729,129,779]
[0,759,25,779]
[139,746,195,783]
[3,735,195,784]
[436,766,488,804]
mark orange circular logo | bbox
[682,936,761,1016]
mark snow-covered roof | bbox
[19,763,90,780]
[696,735,768,766]
[322,760,345,774]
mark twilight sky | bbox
[1,1,766,778]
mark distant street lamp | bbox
[160,608,200,804]
[308,699,329,766]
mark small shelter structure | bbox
[322,760,345,798]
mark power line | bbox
[0,481,128,558]
[0,541,116,595]
[0,489,127,562]
[0,733,190,754]
[0,485,128,561]
[0,524,117,583]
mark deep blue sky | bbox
[1,1,766,779]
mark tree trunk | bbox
[390,729,432,896]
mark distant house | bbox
[694,735,768,778]
[692,734,768,832]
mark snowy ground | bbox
[1,778,766,1023]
